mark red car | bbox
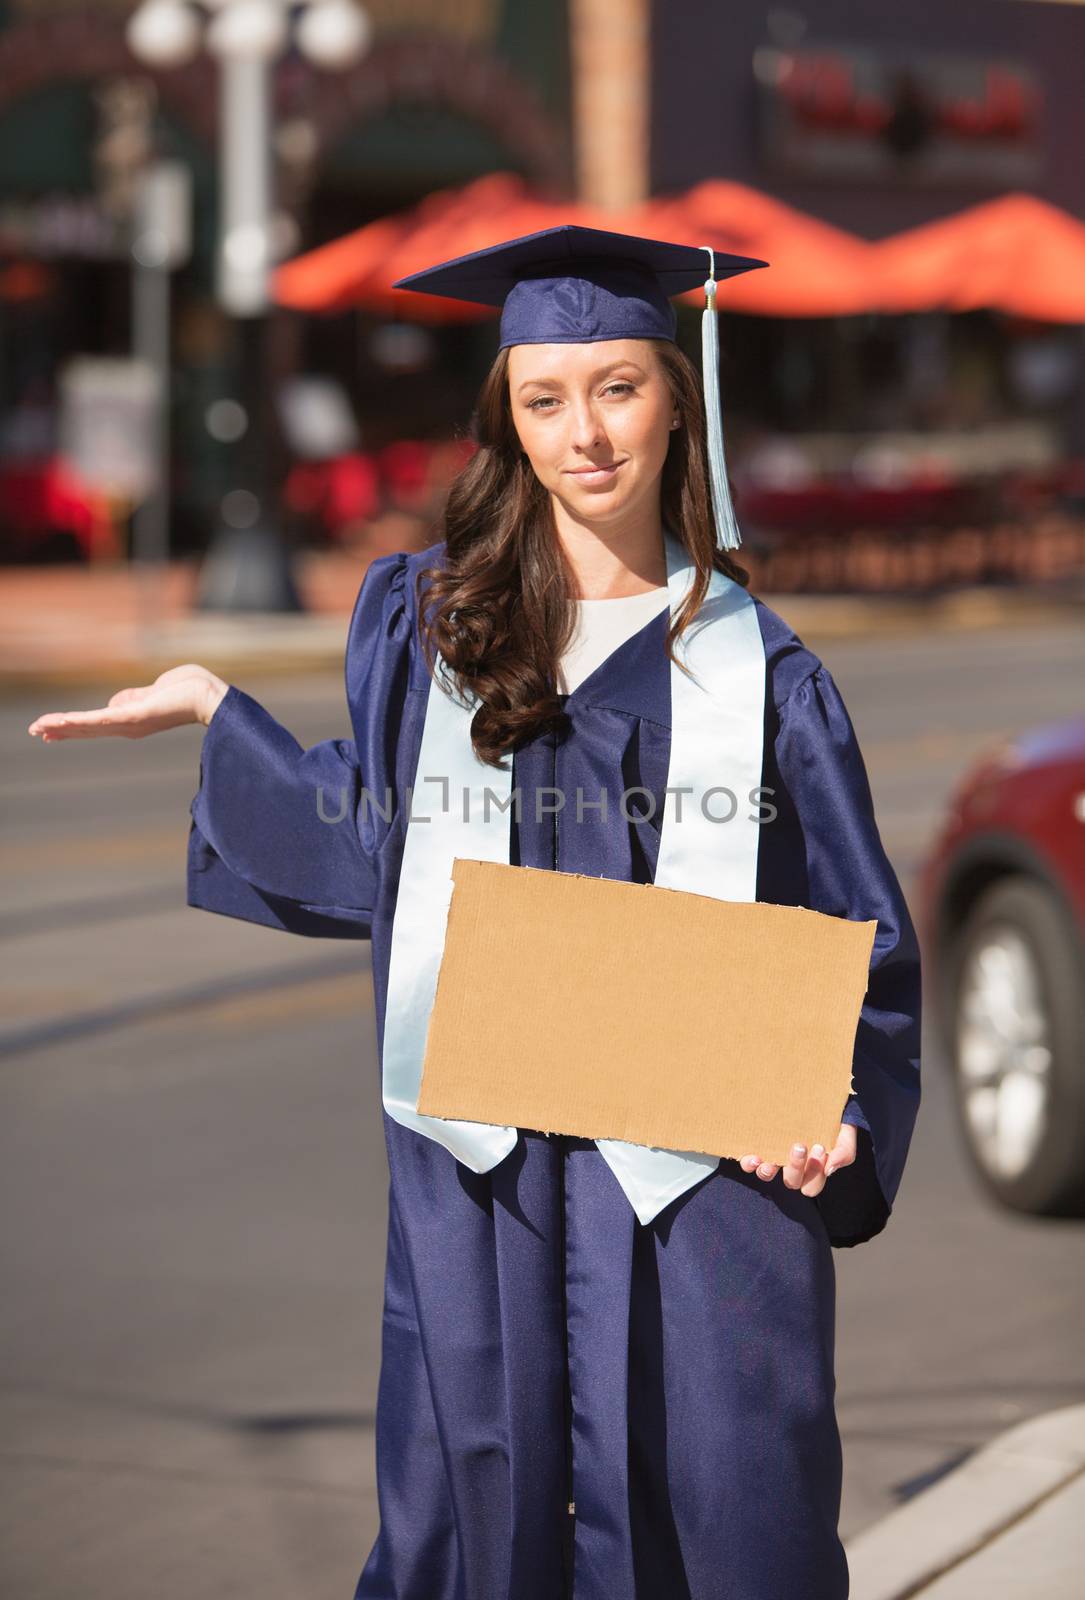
[917,716,1085,1216]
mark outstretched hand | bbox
[27,664,230,742]
[739,1123,857,1198]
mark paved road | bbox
[3,620,1084,1598]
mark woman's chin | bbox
[563,479,635,514]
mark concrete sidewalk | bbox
[845,1403,1085,1599]
[0,551,363,691]
[2,554,1084,692]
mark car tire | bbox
[945,873,1085,1216]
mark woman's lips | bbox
[565,460,625,484]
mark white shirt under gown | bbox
[557,586,671,694]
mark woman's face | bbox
[507,338,677,527]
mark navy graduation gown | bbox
[187,543,921,1600]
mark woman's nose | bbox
[568,402,606,450]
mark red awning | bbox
[866,192,1085,321]
[632,180,876,317]
[273,173,1085,325]
[273,171,876,321]
[274,173,621,323]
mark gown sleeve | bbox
[185,552,410,939]
[775,662,922,1248]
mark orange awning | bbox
[273,171,877,321]
[274,172,1085,325]
[866,193,1085,321]
[274,206,428,316]
[633,181,876,317]
[274,173,624,323]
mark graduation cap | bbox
[392,225,769,552]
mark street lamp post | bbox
[126,0,372,612]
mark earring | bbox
[670,418,680,429]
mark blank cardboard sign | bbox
[417,859,877,1167]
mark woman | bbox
[28,228,921,1600]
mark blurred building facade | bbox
[0,0,1082,580]
[0,0,573,558]
[650,0,1084,229]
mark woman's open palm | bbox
[27,665,229,742]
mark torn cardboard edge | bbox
[417,859,876,1168]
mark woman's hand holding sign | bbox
[740,1123,858,1197]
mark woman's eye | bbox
[527,382,635,412]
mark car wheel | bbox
[946,874,1085,1216]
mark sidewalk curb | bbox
[0,616,352,696]
[844,1402,1085,1600]
[1,584,1082,695]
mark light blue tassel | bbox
[699,247,742,552]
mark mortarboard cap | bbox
[393,225,769,553]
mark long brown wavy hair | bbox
[416,337,749,769]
